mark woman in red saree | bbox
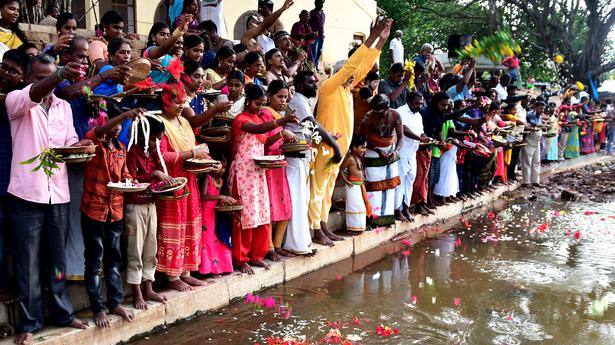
[156,82,212,291]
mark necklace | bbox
[212,176,223,188]
[350,153,363,171]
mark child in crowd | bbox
[125,116,171,310]
[340,135,372,233]
[198,153,235,276]
[81,108,144,327]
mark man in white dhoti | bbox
[395,92,430,221]
[284,71,340,255]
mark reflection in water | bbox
[133,199,615,345]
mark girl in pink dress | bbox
[262,80,293,260]
[198,155,235,275]
[229,85,298,274]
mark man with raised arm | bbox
[308,18,393,246]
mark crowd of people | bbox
[0,0,614,344]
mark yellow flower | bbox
[554,54,564,64]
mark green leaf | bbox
[31,164,42,172]
[20,154,40,165]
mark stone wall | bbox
[19,23,147,56]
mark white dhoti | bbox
[283,156,312,253]
[395,149,418,209]
[434,146,459,197]
[345,182,367,232]
[365,145,400,226]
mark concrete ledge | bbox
[0,154,610,345]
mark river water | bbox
[134,198,615,345]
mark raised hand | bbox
[178,14,193,32]
[62,62,86,81]
[214,101,233,113]
[281,109,299,125]
[103,65,133,84]
[124,108,145,120]
[282,0,294,11]
[53,34,73,53]
[379,18,393,40]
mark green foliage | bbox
[20,148,63,177]
[377,0,490,77]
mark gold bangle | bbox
[172,29,184,39]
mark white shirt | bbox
[389,37,404,65]
[495,83,508,100]
[258,35,275,54]
[201,0,226,38]
[397,104,423,157]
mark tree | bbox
[500,0,615,83]
[377,0,615,84]
[19,0,72,25]
[377,0,490,77]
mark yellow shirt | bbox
[315,44,380,155]
[0,28,23,49]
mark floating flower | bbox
[402,239,412,246]
[584,211,596,215]
[454,237,462,247]
[453,297,461,306]
[573,230,581,240]
[375,325,400,337]
[410,295,417,304]
[402,250,410,257]
[554,54,564,64]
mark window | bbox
[100,0,136,33]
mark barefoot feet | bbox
[312,229,334,246]
[131,284,148,310]
[94,312,111,328]
[321,221,344,241]
[266,249,282,262]
[168,279,192,292]
[143,281,167,305]
[68,318,88,329]
[13,332,32,345]
[237,263,254,274]
[181,276,206,287]
[275,248,296,257]
[250,260,271,270]
[111,305,134,323]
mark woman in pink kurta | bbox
[229,85,298,274]
[262,80,293,259]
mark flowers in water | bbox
[410,295,417,304]
[573,230,581,240]
[402,239,412,246]
[584,211,596,215]
[453,297,461,306]
[454,237,462,247]
[375,325,400,337]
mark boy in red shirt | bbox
[81,108,143,328]
[125,116,173,310]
